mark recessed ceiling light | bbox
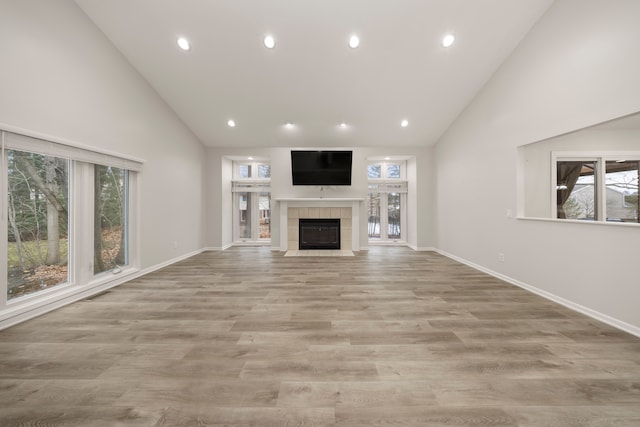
[177,37,191,51]
[285,121,294,129]
[384,157,391,160]
[227,119,236,127]
[248,156,254,160]
[442,34,455,48]
[348,35,360,49]
[339,122,348,128]
[401,119,409,127]
[264,35,275,49]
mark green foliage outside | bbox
[6,150,127,299]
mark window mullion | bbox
[74,162,94,286]
[0,145,8,308]
[380,195,389,240]
[596,158,606,221]
[251,192,260,241]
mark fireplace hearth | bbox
[299,219,340,250]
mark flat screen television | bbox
[291,150,352,186]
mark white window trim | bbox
[1,126,143,171]
[231,180,271,193]
[232,160,271,243]
[233,161,271,180]
[552,150,640,223]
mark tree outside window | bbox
[94,165,128,274]
[6,150,69,299]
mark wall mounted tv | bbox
[291,150,353,186]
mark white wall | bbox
[205,146,436,251]
[0,0,204,267]
[435,0,640,333]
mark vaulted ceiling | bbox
[74,0,554,148]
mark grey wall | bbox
[0,0,205,268]
[435,0,640,332]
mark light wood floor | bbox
[1,247,639,426]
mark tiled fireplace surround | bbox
[274,199,362,252]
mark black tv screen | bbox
[291,150,352,186]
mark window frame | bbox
[1,129,141,310]
[552,151,640,223]
[368,161,406,181]
[367,160,408,243]
[231,160,271,243]
[233,161,271,181]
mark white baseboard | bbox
[203,244,233,251]
[408,245,436,251]
[435,249,640,338]
[0,248,204,331]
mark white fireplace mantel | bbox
[274,198,364,251]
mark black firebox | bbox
[299,218,340,250]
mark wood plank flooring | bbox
[1,247,639,426]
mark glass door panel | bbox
[387,192,401,240]
[368,193,381,239]
[238,192,252,239]
[258,192,271,239]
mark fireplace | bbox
[274,199,362,252]
[299,219,340,250]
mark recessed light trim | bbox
[349,35,360,49]
[442,34,455,48]
[401,119,409,127]
[227,119,236,127]
[264,34,275,49]
[177,37,191,51]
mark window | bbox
[6,150,69,299]
[367,161,407,242]
[556,160,597,220]
[554,153,639,223]
[386,163,401,179]
[2,130,140,305]
[367,164,381,179]
[238,164,251,179]
[94,165,129,274]
[257,164,271,179]
[606,160,639,222]
[232,160,271,242]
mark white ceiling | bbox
[74,0,553,148]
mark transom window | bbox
[234,162,270,180]
[367,162,402,179]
